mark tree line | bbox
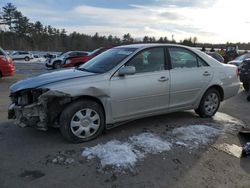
[0,3,250,52]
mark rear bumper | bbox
[223,82,241,100]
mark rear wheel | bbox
[60,100,105,143]
[195,88,221,118]
[24,56,30,61]
[243,82,249,91]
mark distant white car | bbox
[45,51,89,69]
[11,51,33,61]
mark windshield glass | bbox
[89,48,101,56]
[78,48,137,73]
[59,51,71,58]
[0,48,7,56]
[235,54,246,61]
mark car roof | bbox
[115,43,196,50]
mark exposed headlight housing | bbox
[10,88,49,106]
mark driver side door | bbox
[110,47,170,122]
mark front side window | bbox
[126,48,165,74]
[78,48,136,73]
[169,47,198,69]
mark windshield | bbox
[0,48,7,56]
[235,54,245,61]
[78,48,137,73]
[59,51,71,58]
[89,48,101,56]
[235,53,250,61]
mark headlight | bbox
[65,59,71,64]
[31,88,49,102]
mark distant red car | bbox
[63,47,109,67]
[0,48,15,77]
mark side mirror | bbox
[118,66,136,76]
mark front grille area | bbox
[11,89,47,106]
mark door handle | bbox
[203,71,211,76]
[158,76,169,82]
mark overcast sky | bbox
[1,0,250,43]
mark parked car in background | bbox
[207,52,225,63]
[63,47,109,67]
[0,48,15,77]
[228,52,250,67]
[45,51,89,69]
[11,51,33,61]
[8,44,240,143]
[239,58,250,91]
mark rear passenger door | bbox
[168,47,213,108]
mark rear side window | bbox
[78,52,88,56]
[169,47,198,69]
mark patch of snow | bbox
[82,133,172,170]
[172,125,221,149]
[82,140,138,169]
[129,133,172,154]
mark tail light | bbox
[236,68,240,77]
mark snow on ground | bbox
[82,133,172,170]
[129,133,172,154]
[172,125,221,149]
[82,140,138,169]
[82,122,237,170]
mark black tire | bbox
[24,56,30,61]
[195,88,221,118]
[53,61,61,69]
[243,82,249,91]
[59,100,105,143]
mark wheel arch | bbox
[206,85,224,101]
[71,95,106,122]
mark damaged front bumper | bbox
[8,89,71,131]
[8,101,48,130]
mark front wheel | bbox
[53,61,61,69]
[60,100,105,143]
[195,88,221,118]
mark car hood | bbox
[10,68,96,93]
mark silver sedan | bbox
[9,44,240,142]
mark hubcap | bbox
[204,92,219,115]
[70,108,100,138]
